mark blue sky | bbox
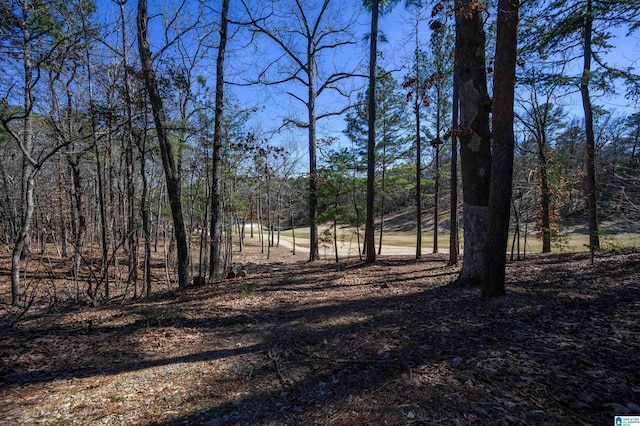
[93,0,639,169]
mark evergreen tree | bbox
[523,0,640,253]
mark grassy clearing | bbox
[273,223,640,255]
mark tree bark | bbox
[414,29,422,259]
[365,0,378,264]
[378,142,387,256]
[433,143,440,254]
[449,45,459,266]
[137,0,190,289]
[482,0,519,297]
[308,45,320,262]
[210,0,229,278]
[116,0,139,286]
[11,21,35,304]
[581,0,600,252]
[454,0,492,286]
[538,142,552,253]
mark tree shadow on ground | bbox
[2,251,639,425]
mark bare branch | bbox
[317,104,355,121]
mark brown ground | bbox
[1,238,639,425]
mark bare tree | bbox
[209,0,229,279]
[137,0,190,289]
[515,68,566,253]
[0,0,90,305]
[241,0,362,261]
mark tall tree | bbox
[515,69,566,253]
[209,0,229,279]
[453,0,492,286]
[362,0,400,262]
[242,0,360,262]
[0,0,92,305]
[449,43,459,266]
[481,0,520,297]
[365,0,380,263]
[317,148,353,262]
[402,0,427,259]
[346,69,410,255]
[137,0,190,289]
[425,6,453,254]
[525,0,640,253]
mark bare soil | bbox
[1,238,639,425]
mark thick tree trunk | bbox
[210,0,229,278]
[581,0,600,252]
[137,0,190,289]
[482,0,519,298]
[365,0,378,264]
[454,0,492,286]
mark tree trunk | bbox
[333,214,339,263]
[581,0,600,252]
[82,17,110,302]
[415,31,422,259]
[11,173,34,305]
[433,143,440,254]
[378,149,386,256]
[137,0,190,289]
[210,0,229,278]
[538,145,552,253]
[117,0,139,286]
[140,140,152,297]
[482,0,519,297]
[308,45,320,262]
[449,46,459,266]
[365,0,379,264]
[68,156,86,277]
[454,0,492,286]
[11,21,35,305]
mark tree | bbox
[0,0,94,305]
[425,6,454,254]
[209,0,229,279]
[404,1,426,259]
[481,0,520,297]
[515,69,566,253]
[242,0,361,262]
[317,148,353,262]
[525,0,640,253]
[365,0,380,263]
[449,43,459,266]
[137,0,190,289]
[346,69,410,255]
[453,0,492,286]
[362,0,402,262]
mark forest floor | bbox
[1,239,640,425]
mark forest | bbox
[1,0,640,424]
